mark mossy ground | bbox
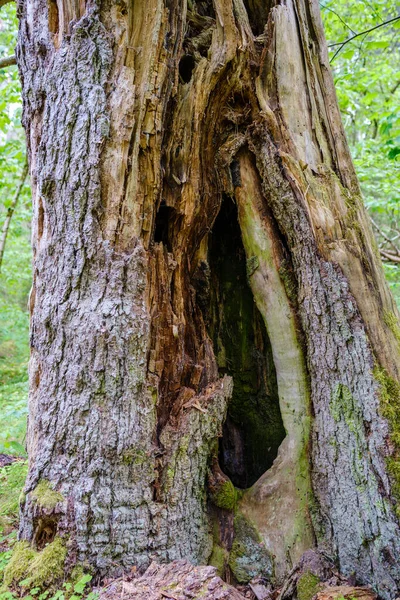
[296,571,320,600]
[2,537,66,592]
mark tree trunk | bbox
[16,0,400,597]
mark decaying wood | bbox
[315,586,377,600]
[16,0,400,597]
[99,561,247,600]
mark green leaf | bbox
[388,147,400,160]
[73,573,92,594]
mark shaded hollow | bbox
[207,198,285,488]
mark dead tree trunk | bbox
[16,0,400,596]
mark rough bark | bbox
[16,0,400,597]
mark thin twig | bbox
[371,217,400,256]
[320,4,358,36]
[328,15,400,62]
[0,162,28,273]
[0,54,16,68]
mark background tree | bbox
[1,0,400,598]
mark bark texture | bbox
[17,0,400,597]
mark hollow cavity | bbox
[207,198,285,488]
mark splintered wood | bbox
[100,561,247,600]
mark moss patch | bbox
[374,366,400,515]
[209,479,237,511]
[208,544,228,577]
[31,480,64,510]
[228,513,273,583]
[3,537,66,591]
[384,310,400,345]
[296,571,320,600]
[3,541,36,588]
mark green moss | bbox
[3,541,36,587]
[0,460,28,533]
[228,513,273,583]
[383,311,400,345]
[374,366,400,515]
[209,479,237,511]
[4,537,66,591]
[246,255,259,278]
[31,480,64,510]
[121,448,147,466]
[208,544,228,577]
[296,571,320,600]
[27,537,67,589]
[374,367,400,446]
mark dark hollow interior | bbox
[207,198,286,489]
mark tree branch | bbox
[328,15,400,62]
[0,162,28,273]
[380,250,400,264]
[0,0,14,8]
[0,54,16,68]
[371,217,400,256]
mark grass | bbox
[0,461,28,536]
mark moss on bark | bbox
[374,366,400,514]
[228,513,273,583]
[31,480,64,510]
[3,537,66,591]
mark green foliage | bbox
[322,0,400,306]
[0,461,28,534]
[0,2,30,457]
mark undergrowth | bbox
[0,463,98,600]
[0,461,27,535]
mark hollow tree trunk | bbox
[17,0,400,597]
